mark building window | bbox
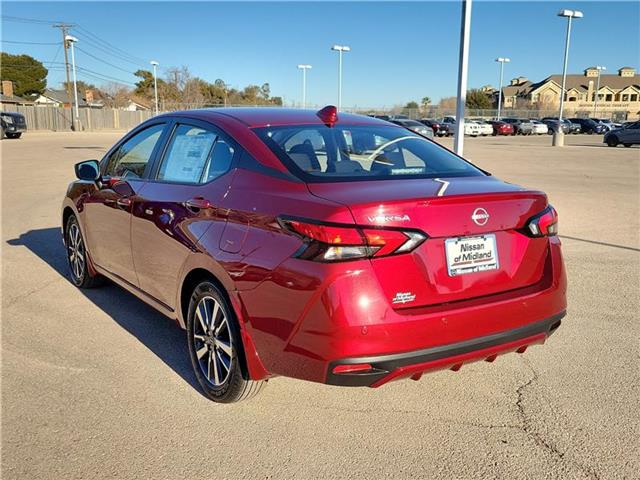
[605,94,612,101]
[631,94,638,102]
[568,96,577,102]
[622,94,629,102]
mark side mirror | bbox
[75,160,100,182]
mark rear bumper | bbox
[326,311,564,387]
[240,237,567,385]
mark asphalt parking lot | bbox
[2,131,639,479]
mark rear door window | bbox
[156,124,235,184]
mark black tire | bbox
[606,136,619,147]
[187,281,265,403]
[6,132,22,139]
[65,215,103,288]
[623,144,632,148]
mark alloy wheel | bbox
[67,223,86,282]
[192,296,233,387]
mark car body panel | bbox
[62,107,568,389]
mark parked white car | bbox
[530,120,549,135]
[463,121,481,137]
[471,121,493,136]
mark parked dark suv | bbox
[568,118,607,135]
[541,118,570,135]
[0,111,26,139]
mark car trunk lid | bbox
[308,176,550,308]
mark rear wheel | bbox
[186,281,265,403]
[606,136,619,147]
[65,215,103,288]
[623,144,632,148]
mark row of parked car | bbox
[373,114,628,138]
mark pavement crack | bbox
[516,359,600,480]
[4,277,64,308]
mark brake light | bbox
[317,105,338,127]
[526,205,558,237]
[280,218,427,262]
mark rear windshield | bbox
[254,124,485,182]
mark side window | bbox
[157,125,217,183]
[203,138,235,182]
[105,124,165,179]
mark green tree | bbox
[62,80,96,94]
[466,89,493,109]
[133,69,154,97]
[421,96,431,109]
[0,52,48,96]
[404,101,419,109]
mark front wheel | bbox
[65,215,103,288]
[606,136,619,147]
[6,132,22,139]
[623,144,632,148]
[187,281,265,403]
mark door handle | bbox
[116,197,132,208]
[185,197,213,212]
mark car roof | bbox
[167,107,391,128]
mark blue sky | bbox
[2,1,639,107]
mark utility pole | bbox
[53,23,76,130]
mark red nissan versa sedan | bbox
[62,106,567,403]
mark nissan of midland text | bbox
[62,106,567,402]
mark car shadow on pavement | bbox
[6,227,203,395]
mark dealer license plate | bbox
[445,234,499,277]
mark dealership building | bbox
[501,66,639,119]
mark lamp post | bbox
[65,35,80,127]
[593,65,606,118]
[453,0,472,155]
[495,57,510,121]
[297,64,312,108]
[150,60,159,115]
[331,45,350,110]
[553,9,583,146]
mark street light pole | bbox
[331,45,350,110]
[65,35,80,128]
[150,60,159,115]
[297,64,312,108]
[453,0,472,155]
[594,65,606,118]
[553,9,583,146]
[495,57,510,121]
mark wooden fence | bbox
[0,105,154,132]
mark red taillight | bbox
[280,218,427,262]
[526,205,558,237]
[285,220,363,245]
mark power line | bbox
[2,39,60,45]
[69,33,148,69]
[50,43,63,64]
[1,15,61,25]
[74,45,136,75]
[72,25,149,67]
